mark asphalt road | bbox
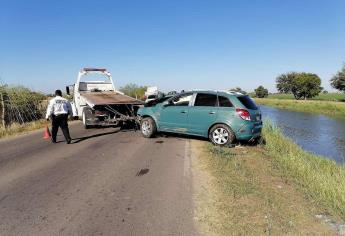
[0,122,196,236]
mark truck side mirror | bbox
[66,86,70,95]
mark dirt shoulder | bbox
[191,140,337,236]
[0,120,80,141]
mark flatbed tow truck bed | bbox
[81,91,143,107]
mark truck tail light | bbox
[236,108,251,121]
[95,110,107,116]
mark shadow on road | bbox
[72,130,121,144]
[155,132,261,147]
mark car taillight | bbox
[236,108,251,121]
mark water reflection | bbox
[260,105,345,164]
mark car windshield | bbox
[170,93,193,106]
[237,96,258,110]
[144,95,172,107]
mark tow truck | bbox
[66,68,143,129]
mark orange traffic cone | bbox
[43,125,51,140]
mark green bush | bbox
[0,85,47,126]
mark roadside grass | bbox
[266,93,345,102]
[263,121,345,220]
[254,98,345,118]
[0,120,47,139]
[192,122,345,235]
[192,143,337,235]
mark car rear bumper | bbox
[236,121,262,140]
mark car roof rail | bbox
[227,90,244,95]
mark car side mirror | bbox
[66,86,70,95]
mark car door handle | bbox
[181,110,187,114]
[209,111,216,114]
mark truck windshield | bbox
[80,74,111,83]
[148,95,156,99]
[79,73,113,92]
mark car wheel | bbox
[82,108,92,129]
[209,124,235,146]
[141,117,157,138]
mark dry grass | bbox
[192,140,337,236]
[0,120,48,139]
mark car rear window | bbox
[237,96,258,110]
[194,93,217,106]
[218,96,233,107]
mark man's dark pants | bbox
[51,114,71,143]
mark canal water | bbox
[260,105,345,164]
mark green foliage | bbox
[293,73,322,100]
[254,98,345,118]
[0,85,47,125]
[276,72,322,100]
[276,72,298,93]
[229,87,247,94]
[330,64,345,92]
[254,85,268,98]
[119,83,147,100]
[266,92,345,102]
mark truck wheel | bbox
[209,124,235,146]
[141,117,156,138]
[82,108,92,129]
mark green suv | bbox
[137,91,262,146]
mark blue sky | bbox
[1,0,344,93]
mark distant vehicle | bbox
[144,86,164,103]
[167,91,177,95]
[66,68,143,129]
[137,90,262,146]
[145,94,158,103]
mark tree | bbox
[293,73,322,100]
[229,87,247,94]
[119,83,147,100]
[276,72,298,93]
[276,72,322,100]
[254,86,268,98]
[330,64,345,92]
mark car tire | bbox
[209,124,235,146]
[82,108,93,129]
[141,117,157,138]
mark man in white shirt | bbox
[45,90,72,144]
